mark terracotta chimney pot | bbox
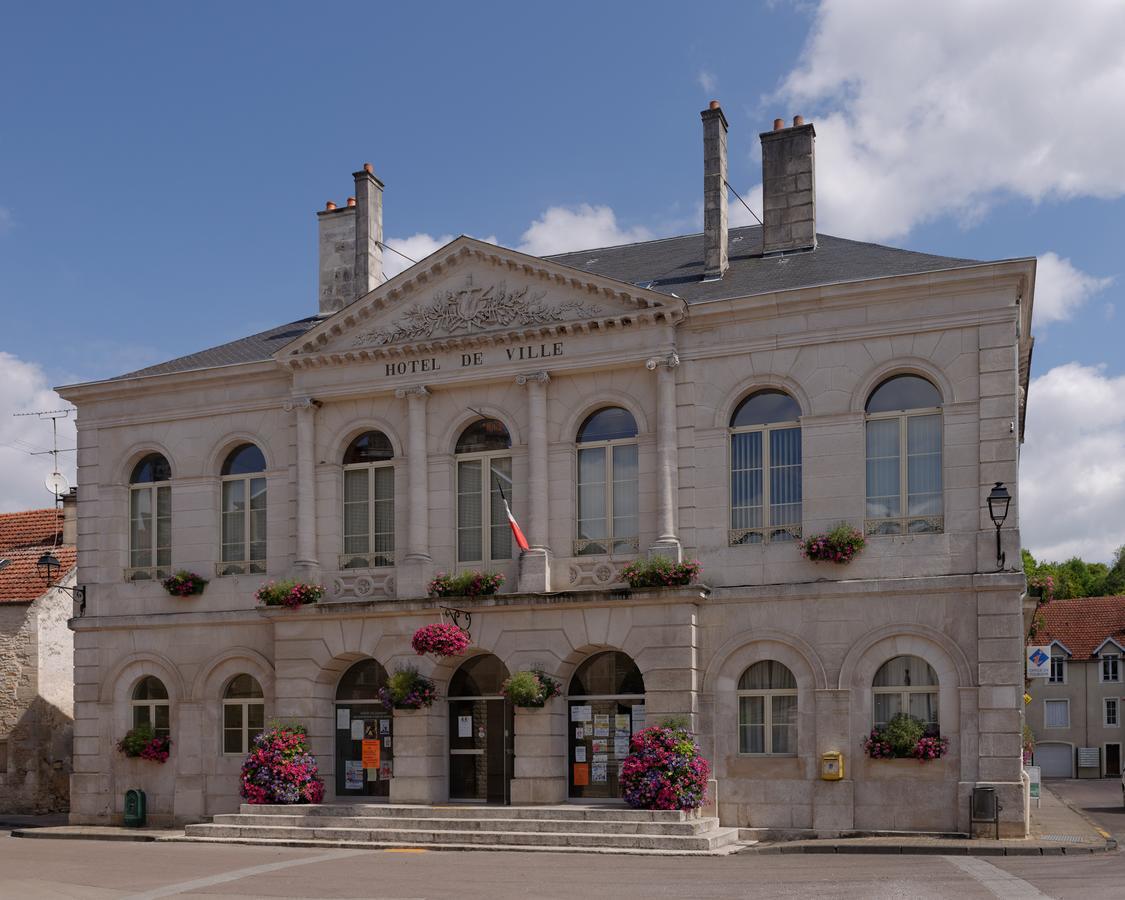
[773,118,784,131]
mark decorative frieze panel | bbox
[328,569,396,601]
[564,558,630,590]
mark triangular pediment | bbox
[278,237,683,368]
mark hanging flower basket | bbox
[255,579,325,609]
[412,622,471,656]
[240,722,324,804]
[620,725,711,811]
[799,522,865,564]
[620,557,702,589]
[117,724,171,763]
[162,570,208,597]
[501,669,561,707]
[378,665,437,709]
[863,713,948,763]
[428,571,505,597]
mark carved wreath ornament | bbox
[353,275,602,346]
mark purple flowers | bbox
[800,523,865,564]
[117,725,171,763]
[412,622,471,657]
[620,557,702,589]
[255,580,325,609]
[240,724,325,804]
[378,665,437,709]
[427,571,505,597]
[620,725,711,811]
[161,570,208,597]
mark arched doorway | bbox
[567,651,645,799]
[335,659,393,798]
[448,654,512,803]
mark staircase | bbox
[179,803,747,856]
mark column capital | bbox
[645,352,680,371]
[282,396,321,412]
[395,384,431,400]
[515,371,551,386]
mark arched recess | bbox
[838,623,973,691]
[713,375,812,430]
[102,652,185,738]
[115,441,178,485]
[704,628,829,694]
[558,392,650,443]
[851,358,955,415]
[334,657,393,798]
[205,432,275,474]
[438,405,522,455]
[190,647,275,703]
[325,419,404,462]
[447,652,512,803]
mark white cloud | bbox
[0,352,76,512]
[698,69,717,94]
[0,207,13,235]
[1033,252,1113,326]
[382,232,500,280]
[517,204,652,256]
[776,0,1125,240]
[1021,362,1125,562]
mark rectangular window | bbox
[129,484,171,575]
[771,695,798,754]
[738,696,765,754]
[342,466,394,567]
[223,703,244,755]
[1106,698,1119,728]
[576,444,638,556]
[730,426,802,544]
[1049,654,1066,684]
[457,458,511,563]
[221,480,246,564]
[577,446,607,550]
[1102,654,1120,683]
[1045,699,1070,729]
[866,413,942,535]
[222,477,267,573]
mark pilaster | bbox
[646,353,682,561]
[516,371,551,592]
[285,397,321,582]
[397,385,432,599]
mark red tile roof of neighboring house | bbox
[1037,596,1125,659]
[0,508,75,604]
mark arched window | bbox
[455,419,512,564]
[128,453,172,580]
[873,655,939,732]
[335,659,392,798]
[865,375,943,535]
[222,674,264,755]
[575,407,638,556]
[342,431,395,569]
[132,676,170,738]
[567,651,645,800]
[449,654,510,697]
[737,661,797,755]
[729,391,802,545]
[220,443,267,575]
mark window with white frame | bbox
[872,655,939,732]
[1045,699,1070,728]
[132,676,170,738]
[223,674,265,755]
[455,419,513,564]
[1049,651,1066,684]
[219,443,267,575]
[729,391,802,545]
[737,660,798,755]
[341,431,395,569]
[865,375,943,535]
[1101,652,1120,683]
[128,453,171,580]
[575,407,639,556]
[1105,698,1119,728]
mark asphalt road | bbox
[1,833,1124,900]
[1044,778,1125,843]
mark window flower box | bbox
[255,580,324,609]
[117,725,171,763]
[863,713,948,763]
[620,557,701,589]
[800,522,865,564]
[162,570,208,597]
[427,571,504,597]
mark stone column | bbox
[516,371,550,593]
[285,397,321,581]
[396,385,431,599]
[646,353,682,560]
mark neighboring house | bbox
[1029,595,1125,779]
[0,504,76,813]
[57,106,1035,836]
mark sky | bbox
[1,0,1123,563]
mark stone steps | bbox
[179,804,748,856]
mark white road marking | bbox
[942,855,1054,900]
[119,848,368,900]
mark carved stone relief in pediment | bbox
[351,275,603,347]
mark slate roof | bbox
[0,508,75,604]
[109,226,979,382]
[1038,596,1125,659]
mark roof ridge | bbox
[543,225,762,259]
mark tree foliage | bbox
[1023,546,1125,599]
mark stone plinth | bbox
[510,704,567,803]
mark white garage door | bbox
[1036,743,1073,777]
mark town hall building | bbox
[58,104,1036,837]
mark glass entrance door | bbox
[449,697,512,803]
[335,703,393,798]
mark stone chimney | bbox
[760,116,816,255]
[317,163,384,316]
[701,100,729,280]
[62,487,77,546]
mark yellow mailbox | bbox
[820,751,844,781]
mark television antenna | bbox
[11,408,75,500]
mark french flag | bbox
[503,497,530,552]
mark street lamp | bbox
[36,550,86,613]
[986,482,1011,571]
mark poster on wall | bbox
[351,720,364,740]
[614,734,630,756]
[362,739,381,769]
[458,715,473,738]
[380,761,393,780]
[631,705,646,734]
[571,705,592,723]
[615,714,629,731]
[593,714,610,737]
[592,739,607,753]
[574,746,586,763]
[573,763,589,786]
[337,709,350,730]
[344,760,364,790]
[591,763,608,783]
[574,726,585,740]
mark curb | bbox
[11,829,166,842]
[746,841,1114,856]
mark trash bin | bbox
[970,785,1000,839]
[124,788,146,827]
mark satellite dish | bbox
[45,471,69,497]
